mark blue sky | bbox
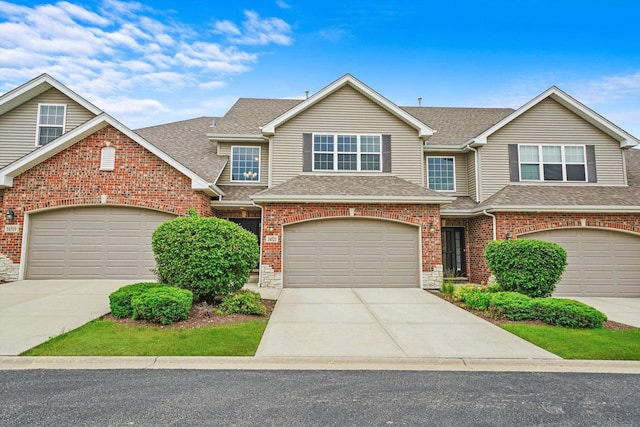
[1,0,640,137]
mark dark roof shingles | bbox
[135,117,227,183]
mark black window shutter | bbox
[382,134,391,173]
[586,145,597,182]
[302,133,312,172]
[508,144,520,182]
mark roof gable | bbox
[0,113,220,196]
[260,74,435,140]
[471,87,639,149]
[0,74,102,117]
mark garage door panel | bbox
[283,218,419,288]
[524,228,640,297]
[27,206,175,279]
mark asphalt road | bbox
[1,370,638,426]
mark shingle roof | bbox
[475,184,640,210]
[210,98,303,135]
[251,175,452,203]
[135,117,227,183]
[218,185,268,202]
[401,107,514,146]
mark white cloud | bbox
[215,10,292,46]
[575,72,640,105]
[0,1,294,126]
[276,0,291,9]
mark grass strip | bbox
[22,319,267,356]
[501,324,640,360]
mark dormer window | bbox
[231,146,260,182]
[313,134,381,172]
[36,104,66,146]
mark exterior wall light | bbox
[267,223,275,233]
[5,209,15,222]
[505,232,512,240]
[428,222,436,233]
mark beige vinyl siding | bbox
[271,85,423,186]
[0,88,96,168]
[424,152,468,195]
[479,98,626,201]
[466,151,477,201]
[217,141,269,185]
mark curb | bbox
[2,356,640,373]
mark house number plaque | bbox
[265,235,279,243]
[4,225,19,233]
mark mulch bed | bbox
[430,291,636,331]
[102,299,276,329]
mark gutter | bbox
[482,210,497,240]
[250,195,455,204]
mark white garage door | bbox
[27,206,175,279]
[523,228,640,297]
[283,218,420,288]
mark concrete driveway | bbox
[256,288,560,359]
[0,280,134,355]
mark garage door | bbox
[283,218,420,287]
[522,228,640,297]
[27,206,175,279]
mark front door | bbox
[442,227,466,278]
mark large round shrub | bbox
[152,212,259,300]
[484,239,567,298]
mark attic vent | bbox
[100,146,116,171]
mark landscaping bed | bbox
[431,291,636,331]
[103,298,276,329]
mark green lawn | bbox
[22,319,268,356]
[501,324,640,360]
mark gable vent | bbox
[100,146,116,171]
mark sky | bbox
[1,0,640,138]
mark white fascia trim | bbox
[0,73,102,115]
[250,195,454,204]
[424,144,467,153]
[207,134,268,142]
[470,87,640,149]
[210,200,257,207]
[260,74,435,140]
[477,205,640,213]
[0,113,218,196]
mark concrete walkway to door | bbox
[256,288,560,359]
[0,280,134,355]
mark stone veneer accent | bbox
[0,125,213,277]
[258,202,442,288]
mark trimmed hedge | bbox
[109,282,168,318]
[488,292,535,321]
[218,290,266,315]
[451,286,606,328]
[484,239,567,298]
[532,298,607,329]
[131,287,194,325]
[152,212,260,300]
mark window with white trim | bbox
[519,145,586,181]
[231,146,260,182]
[36,104,66,146]
[313,134,381,171]
[426,156,455,191]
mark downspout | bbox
[482,210,497,241]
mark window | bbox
[231,146,260,182]
[427,157,455,191]
[519,145,586,182]
[313,134,381,172]
[36,104,66,146]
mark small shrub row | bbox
[132,287,193,325]
[452,285,607,328]
[109,282,169,318]
[109,283,193,325]
[217,290,266,315]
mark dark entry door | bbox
[442,227,466,277]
